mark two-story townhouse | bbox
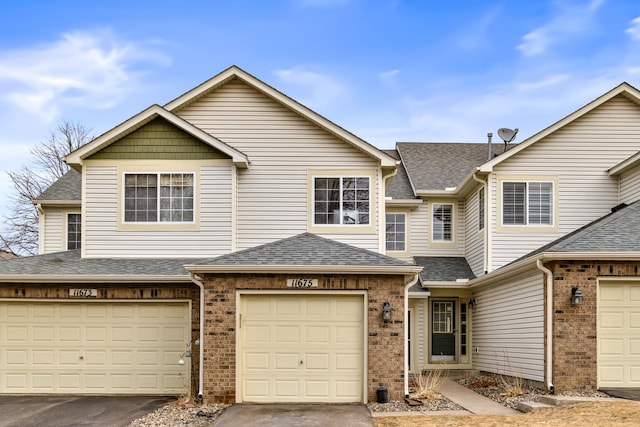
[386,82,640,393]
[0,66,422,403]
[3,67,640,402]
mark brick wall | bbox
[548,260,640,391]
[201,273,406,403]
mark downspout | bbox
[472,173,488,274]
[536,259,554,393]
[404,273,420,397]
[36,203,44,255]
[190,273,206,400]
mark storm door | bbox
[431,300,456,362]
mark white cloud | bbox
[274,67,346,108]
[517,0,605,57]
[626,16,640,41]
[378,69,399,85]
[0,29,170,121]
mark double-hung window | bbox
[432,203,453,242]
[386,213,406,251]
[124,173,194,223]
[502,181,553,226]
[67,213,81,250]
[313,176,370,225]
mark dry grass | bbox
[409,368,445,401]
[373,401,640,427]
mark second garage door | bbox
[0,300,191,395]
[598,283,640,387]
[239,294,365,403]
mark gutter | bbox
[184,264,424,275]
[472,173,489,273]
[404,273,420,398]
[0,275,191,284]
[189,273,206,400]
[536,259,554,393]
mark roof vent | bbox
[611,203,628,213]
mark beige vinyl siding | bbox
[620,166,640,204]
[472,269,544,382]
[175,78,381,251]
[465,189,485,277]
[490,96,640,270]
[41,208,64,254]
[83,164,233,258]
[407,201,465,257]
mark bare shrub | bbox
[409,367,445,401]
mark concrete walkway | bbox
[436,378,520,415]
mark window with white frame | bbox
[313,177,370,225]
[386,212,406,251]
[502,181,553,226]
[478,187,485,231]
[124,173,194,223]
[67,213,81,250]
[432,203,453,242]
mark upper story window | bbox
[386,212,406,251]
[502,181,553,226]
[478,187,485,231]
[124,173,194,223]
[67,213,81,250]
[313,177,370,225]
[432,203,453,242]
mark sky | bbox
[1,0,640,215]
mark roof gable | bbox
[186,232,422,275]
[64,105,249,168]
[480,82,640,172]
[164,66,397,168]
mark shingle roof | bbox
[35,169,82,202]
[516,201,640,260]
[192,233,414,267]
[383,149,416,199]
[0,250,198,279]
[414,256,476,282]
[396,142,506,191]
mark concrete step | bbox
[538,395,620,406]
[516,401,555,413]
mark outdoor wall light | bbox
[382,301,392,322]
[468,298,477,309]
[571,287,584,306]
[177,343,192,366]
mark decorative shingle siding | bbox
[88,118,229,160]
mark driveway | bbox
[210,404,374,427]
[0,396,173,427]
[600,388,640,401]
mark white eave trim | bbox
[64,105,250,169]
[164,66,397,168]
[421,280,471,289]
[184,264,424,275]
[385,199,423,207]
[0,275,191,284]
[469,251,640,289]
[609,151,640,176]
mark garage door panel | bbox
[599,283,640,387]
[241,294,364,403]
[0,301,190,395]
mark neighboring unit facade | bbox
[2,67,640,402]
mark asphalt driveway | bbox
[0,396,173,427]
[210,404,374,427]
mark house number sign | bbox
[286,279,318,288]
[69,288,98,298]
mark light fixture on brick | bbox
[571,287,584,306]
[382,301,392,322]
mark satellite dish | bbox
[497,128,518,144]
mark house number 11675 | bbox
[286,279,318,288]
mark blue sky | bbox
[1,0,640,214]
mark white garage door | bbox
[598,283,640,387]
[240,294,364,403]
[0,300,191,395]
